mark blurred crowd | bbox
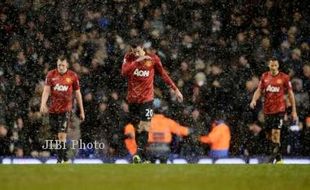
[0,0,309,159]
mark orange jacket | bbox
[148,114,190,143]
[124,124,137,155]
[124,114,190,155]
[200,122,231,150]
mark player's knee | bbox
[138,121,151,132]
[271,129,280,143]
[58,132,67,142]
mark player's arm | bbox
[75,89,85,121]
[250,87,262,109]
[40,73,52,114]
[154,56,183,102]
[250,75,265,109]
[121,55,152,76]
[121,54,138,76]
[286,76,298,121]
[40,85,51,114]
[288,89,298,121]
[121,60,136,76]
[73,74,85,121]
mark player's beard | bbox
[58,68,67,74]
[270,69,279,76]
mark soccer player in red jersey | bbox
[250,58,298,163]
[122,40,183,163]
[40,55,85,163]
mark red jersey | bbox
[259,71,292,114]
[121,53,177,104]
[45,69,80,113]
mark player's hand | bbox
[135,55,151,62]
[249,101,256,109]
[79,111,85,121]
[175,88,183,103]
[291,111,298,122]
[40,104,49,114]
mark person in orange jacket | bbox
[147,113,190,163]
[124,112,191,163]
[124,123,137,156]
[200,120,231,158]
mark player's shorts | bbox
[49,112,71,134]
[129,101,153,123]
[264,113,285,130]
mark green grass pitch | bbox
[0,165,309,190]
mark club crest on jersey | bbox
[277,79,282,84]
[266,85,280,92]
[133,68,149,77]
[66,78,72,83]
[144,60,152,67]
[54,84,69,91]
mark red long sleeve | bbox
[154,55,177,90]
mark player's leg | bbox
[58,112,71,162]
[128,103,142,163]
[57,132,67,163]
[133,121,150,163]
[49,114,63,163]
[136,120,150,150]
[137,101,153,162]
[54,113,70,163]
[264,127,273,162]
[131,101,153,163]
[271,128,282,163]
[265,114,283,163]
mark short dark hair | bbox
[57,54,69,62]
[129,39,143,48]
[268,57,278,62]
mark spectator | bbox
[291,78,309,121]
[200,116,231,159]
[301,117,310,156]
[80,90,98,146]
[0,124,10,156]
[302,63,310,114]
[243,122,268,158]
[287,48,304,77]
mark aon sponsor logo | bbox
[266,85,280,92]
[54,84,69,91]
[133,69,150,77]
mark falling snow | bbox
[0,0,309,161]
